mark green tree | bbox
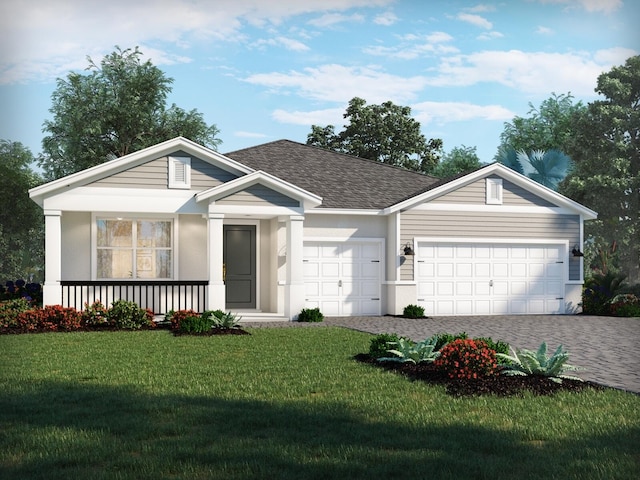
[561,56,640,282]
[307,97,443,173]
[495,92,586,158]
[431,145,482,179]
[497,148,573,190]
[40,46,221,180]
[0,140,44,281]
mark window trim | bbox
[168,156,191,189]
[92,213,178,280]
[486,177,503,205]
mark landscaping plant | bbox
[210,311,242,329]
[434,338,498,379]
[297,307,324,322]
[496,342,582,383]
[368,332,401,359]
[107,300,154,330]
[402,304,424,318]
[378,336,440,364]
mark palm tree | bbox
[496,147,573,190]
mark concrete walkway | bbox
[244,315,640,394]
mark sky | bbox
[0,0,638,165]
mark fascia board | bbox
[29,137,254,203]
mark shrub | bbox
[180,315,214,333]
[609,294,640,317]
[403,304,425,318]
[165,309,199,331]
[81,300,109,327]
[107,300,154,330]
[0,279,42,305]
[474,336,510,356]
[497,342,582,384]
[378,337,440,364]
[0,298,32,329]
[434,339,498,380]
[369,333,402,359]
[431,332,469,351]
[15,305,82,332]
[297,307,324,322]
[210,311,242,329]
[582,271,627,315]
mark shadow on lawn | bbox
[1,380,638,479]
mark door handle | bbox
[338,280,342,287]
[489,279,494,287]
[223,263,226,282]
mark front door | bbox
[223,225,256,309]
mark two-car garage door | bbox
[303,241,382,316]
[416,242,565,316]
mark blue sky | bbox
[0,0,637,164]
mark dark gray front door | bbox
[223,225,256,309]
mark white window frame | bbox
[486,178,503,205]
[169,156,191,189]
[92,213,178,280]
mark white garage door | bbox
[416,242,565,316]
[303,241,382,316]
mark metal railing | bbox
[60,280,209,314]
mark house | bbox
[29,137,597,320]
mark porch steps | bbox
[234,312,290,323]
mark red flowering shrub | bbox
[16,305,83,332]
[167,309,199,331]
[434,339,498,380]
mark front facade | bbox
[29,137,597,319]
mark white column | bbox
[207,212,226,311]
[284,215,305,320]
[43,210,62,306]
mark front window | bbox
[96,218,172,279]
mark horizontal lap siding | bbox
[400,210,581,281]
[217,184,300,207]
[431,176,556,207]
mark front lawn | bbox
[1,328,638,479]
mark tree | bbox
[307,97,443,173]
[40,46,221,180]
[497,148,573,190]
[431,145,482,179]
[495,92,586,159]
[560,56,640,282]
[0,140,44,281]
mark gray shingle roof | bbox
[224,140,440,209]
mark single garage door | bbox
[416,242,565,315]
[303,241,382,316]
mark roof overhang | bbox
[385,163,598,220]
[29,137,254,207]
[195,170,323,211]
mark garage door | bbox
[416,242,565,315]
[303,241,382,316]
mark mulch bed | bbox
[172,327,251,336]
[354,353,606,397]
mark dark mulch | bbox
[354,353,606,397]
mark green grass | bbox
[1,327,638,479]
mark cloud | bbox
[234,131,270,138]
[373,11,398,25]
[243,64,428,103]
[457,13,493,29]
[477,31,504,41]
[307,13,365,27]
[251,36,310,52]
[466,4,496,13]
[364,32,459,59]
[411,101,515,124]
[272,107,345,126]
[536,26,554,35]
[425,48,637,96]
[535,0,623,13]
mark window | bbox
[169,156,191,189]
[486,178,503,205]
[96,218,172,279]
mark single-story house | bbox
[29,137,597,320]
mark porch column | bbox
[284,215,305,320]
[43,210,62,306]
[207,212,226,311]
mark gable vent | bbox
[169,156,191,189]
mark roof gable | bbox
[29,137,254,205]
[386,163,597,219]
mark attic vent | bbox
[169,156,191,189]
[486,177,503,205]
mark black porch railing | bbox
[60,280,209,314]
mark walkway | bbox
[244,315,640,394]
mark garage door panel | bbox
[417,242,566,315]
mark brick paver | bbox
[243,315,640,394]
